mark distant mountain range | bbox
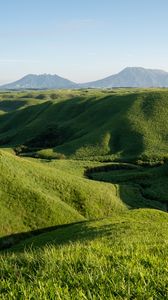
[0,74,77,90]
[1,67,168,89]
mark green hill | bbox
[0,89,168,299]
[0,89,168,162]
[0,150,127,239]
[0,147,166,241]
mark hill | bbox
[0,147,167,244]
[0,149,128,239]
[81,67,168,88]
[0,89,168,162]
[0,74,77,90]
[0,88,168,240]
[0,147,167,241]
[0,89,168,299]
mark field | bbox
[0,89,168,299]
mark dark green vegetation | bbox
[85,162,168,211]
[0,89,168,299]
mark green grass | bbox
[0,150,127,238]
[1,89,168,161]
[0,149,165,240]
[1,209,168,299]
[87,161,168,210]
[0,89,168,299]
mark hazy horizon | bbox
[1,0,168,84]
[2,66,168,86]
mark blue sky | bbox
[0,0,168,83]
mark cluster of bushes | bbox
[35,94,48,100]
[50,93,59,100]
[14,144,66,160]
[135,154,168,167]
[14,145,30,155]
[33,150,66,160]
[25,125,73,148]
[13,123,72,158]
[84,163,139,177]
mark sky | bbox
[0,0,168,84]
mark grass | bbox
[87,161,168,210]
[0,89,168,299]
[0,150,127,239]
[0,149,165,241]
[1,89,168,161]
[0,209,168,299]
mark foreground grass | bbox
[1,209,168,299]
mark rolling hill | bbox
[0,89,168,299]
[0,89,168,162]
[0,88,168,238]
[0,149,128,239]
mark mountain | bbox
[81,67,168,88]
[0,74,77,90]
[1,67,168,89]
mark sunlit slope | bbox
[1,209,168,299]
[0,150,126,237]
[0,90,168,161]
[10,208,168,251]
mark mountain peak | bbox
[1,67,168,90]
[81,67,168,88]
[0,73,77,90]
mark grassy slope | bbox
[0,150,126,238]
[1,209,168,299]
[0,89,168,161]
[88,161,168,209]
[0,149,165,240]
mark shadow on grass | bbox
[0,219,129,253]
[0,220,87,252]
[0,100,30,112]
[0,92,146,159]
[85,164,167,211]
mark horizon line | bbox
[1,66,168,86]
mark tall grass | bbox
[1,210,168,299]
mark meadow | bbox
[0,89,168,299]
